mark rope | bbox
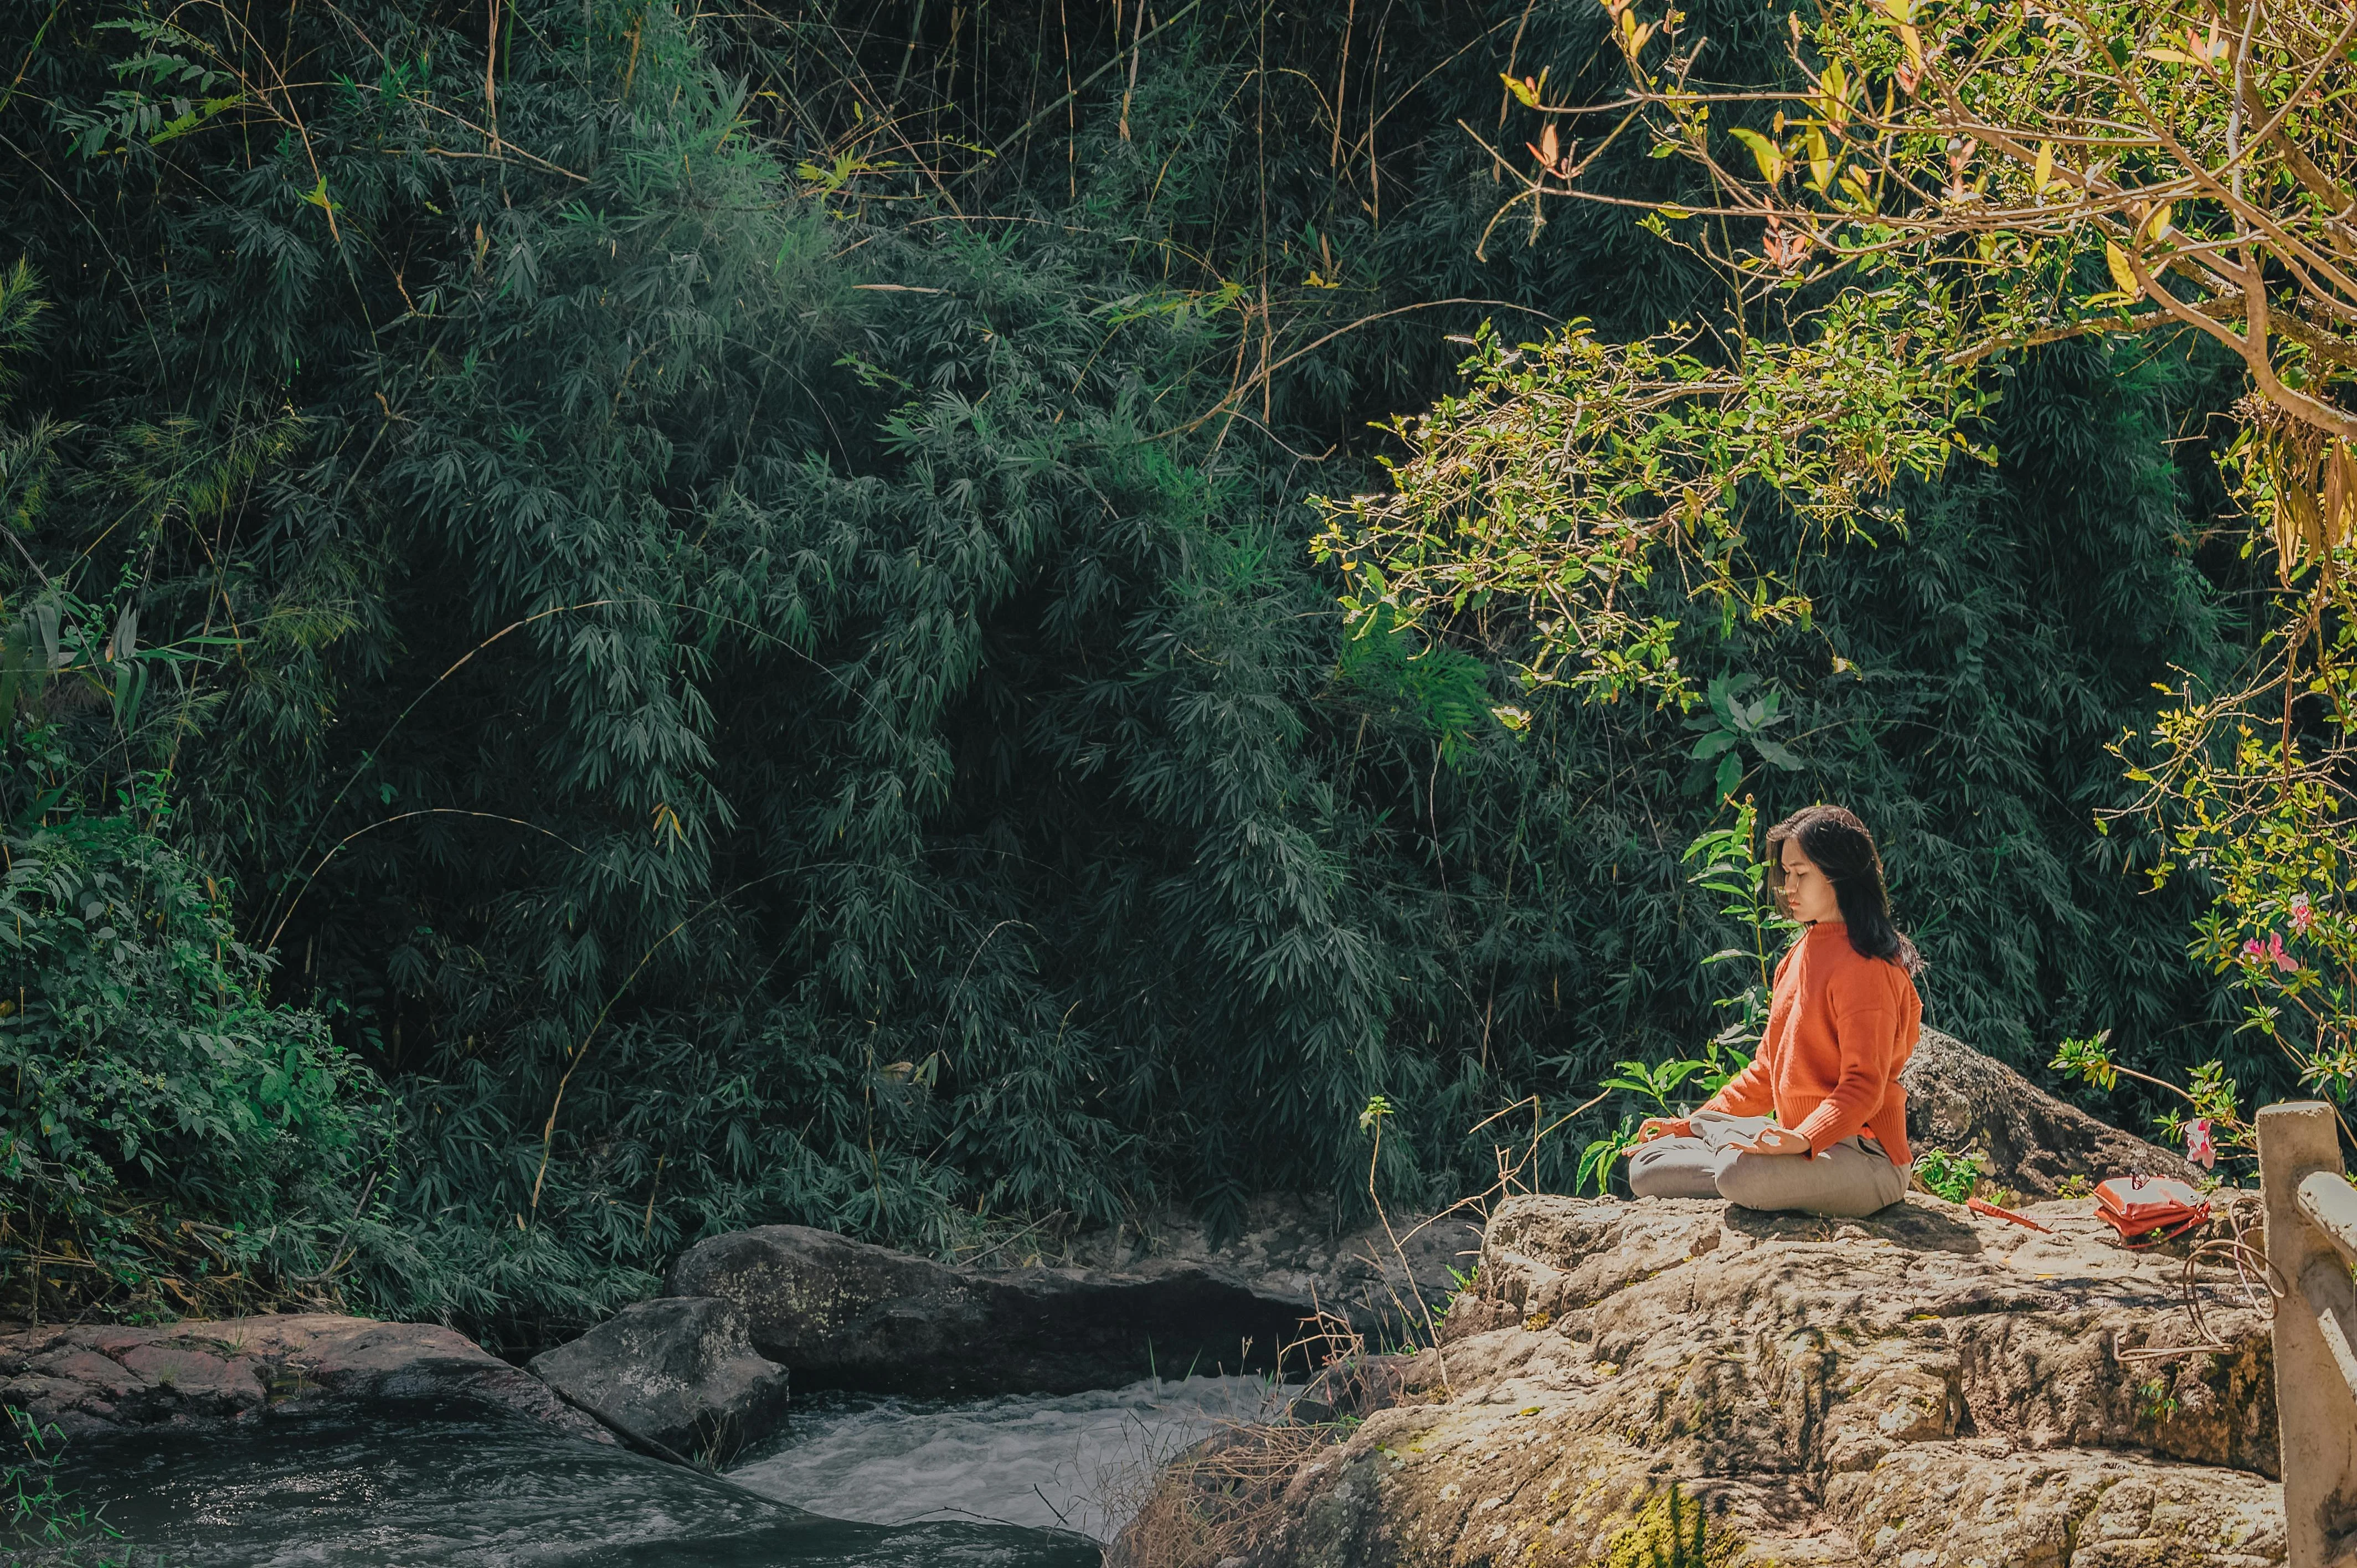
[2116,1194,2288,1363]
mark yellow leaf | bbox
[1729,127,1784,184]
[2140,47,2204,64]
[2032,140,2054,193]
[1818,60,1849,128]
[1840,167,1878,213]
[1655,203,1695,219]
[1501,71,1540,107]
[2105,240,2138,296]
[2145,202,2174,240]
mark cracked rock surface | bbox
[0,1314,611,1443]
[1143,1193,2282,1568]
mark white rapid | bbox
[729,1374,1291,1542]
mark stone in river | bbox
[529,1296,790,1462]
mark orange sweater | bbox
[1700,921,1921,1163]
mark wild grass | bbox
[2,1408,130,1566]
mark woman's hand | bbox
[1732,1125,1810,1157]
[1635,1116,1691,1144]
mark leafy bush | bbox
[0,265,383,1322]
[0,766,383,1320]
[1910,1148,1990,1206]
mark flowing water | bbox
[730,1375,1287,1539]
[68,1375,1286,1565]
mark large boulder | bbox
[1902,1026,2197,1195]
[1054,1194,1484,1347]
[0,1314,610,1443]
[667,1222,1450,1396]
[529,1296,790,1463]
[1119,1192,2283,1567]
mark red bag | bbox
[2094,1175,2211,1246]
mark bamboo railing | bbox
[2257,1100,2357,1566]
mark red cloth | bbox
[1699,921,1921,1162]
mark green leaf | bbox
[112,661,147,734]
[1715,750,1742,800]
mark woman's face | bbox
[1778,840,1843,925]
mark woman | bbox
[1627,804,1922,1218]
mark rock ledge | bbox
[0,1314,610,1444]
[668,1216,1477,1396]
[1119,1192,2283,1567]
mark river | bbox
[69,1374,1286,1565]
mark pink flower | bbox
[2291,894,2315,935]
[2243,932,2297,973]
[2185,1117,2216,1170]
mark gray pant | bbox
[1624,1110,1908,1218]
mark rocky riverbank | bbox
[11,1027,2233,1538]
[1,1193,1470,1457]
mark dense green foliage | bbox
[0,0,2261,1340]
[0,780,380,1318]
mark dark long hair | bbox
[1765,804,1922,975]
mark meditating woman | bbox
[1627,803,1922,1218]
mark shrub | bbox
[0,767,383,1320]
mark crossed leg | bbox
[1627,1110,1906,1218]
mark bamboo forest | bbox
[0,0,2341,1361]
